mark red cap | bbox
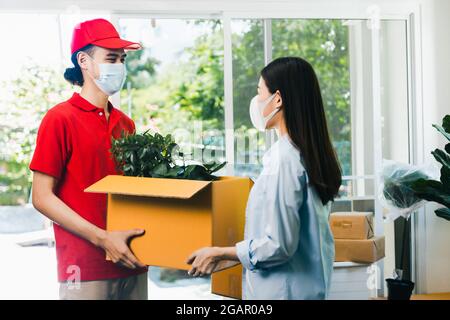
[70,18,142,54]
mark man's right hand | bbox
[31,172,147,270]
[97,229,146,269]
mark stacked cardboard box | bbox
[330,212,385,263]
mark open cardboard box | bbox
[85,175,253,299]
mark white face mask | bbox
[85,55,127,96]
[249,93,280,132]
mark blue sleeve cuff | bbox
[236,240,256,271]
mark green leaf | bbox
[130,151,137,165]
[165,134,173,144]
[183,165,198,177]
[431,149,450,169]
[138,147,147,160]
[182,165,210,180]
[152,163,168,177]
[166,166,181,178]
[442,115,450,133]
[204,161,227,174]
[122,164,134,176]
[412,178,450,207]
[433,124,450,142]
[441,165,450,191]
[435,207,450,221]
[212,161,227,173]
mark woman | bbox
[187,57,342,300]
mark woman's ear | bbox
[275,90,283,109]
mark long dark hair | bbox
[63,44,95,86]
[261,57,342,204]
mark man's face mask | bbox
[83,54,127,96]
[249,93,280,132]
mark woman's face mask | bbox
[249,93,280,132]
[84,54,127,96]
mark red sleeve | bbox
[130,118,136,134]
[29,110,71,180]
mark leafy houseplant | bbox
[410,115,450,221]
[382,167,429,212]
[110,130,226,181]
[380,114,450,300]
[380,160,423,300]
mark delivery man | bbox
[29,18,148,300]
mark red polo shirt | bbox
[29,92,147,282]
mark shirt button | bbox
[99,112,103,116]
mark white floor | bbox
[0,230,224,300]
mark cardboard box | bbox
[85,175,252,299]
[211,263,243,299]
[334,236,385,263]
[330,212,374,239]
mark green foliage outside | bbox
[121,19,352,175]
[0,63,71,205]
[1,19,352,205]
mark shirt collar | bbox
[69,92,115,113]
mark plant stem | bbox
[400,216,409,279]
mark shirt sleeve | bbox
[29,110,71,180]
[236,157,305,271]
[131,119,136,134]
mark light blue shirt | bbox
[235,135,335,300]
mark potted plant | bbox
[110,129,226,181]
[380,161,428,300]
[379,114,450,300]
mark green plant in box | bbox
[110,130,226,181]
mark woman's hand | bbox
[97,229,147,269]
[186,247,223,277]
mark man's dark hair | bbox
[63,44,95,86]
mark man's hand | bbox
[97,229,146,269]
[186,247,223,277]
[31,171,147,270]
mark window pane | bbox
[272,19,352,177]
[118,18,225,167]
[380,20,409,163]
[0,13,68,205]
[231,19,266,178]
[117,18,226,298]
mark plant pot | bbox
[386,278,415,300]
